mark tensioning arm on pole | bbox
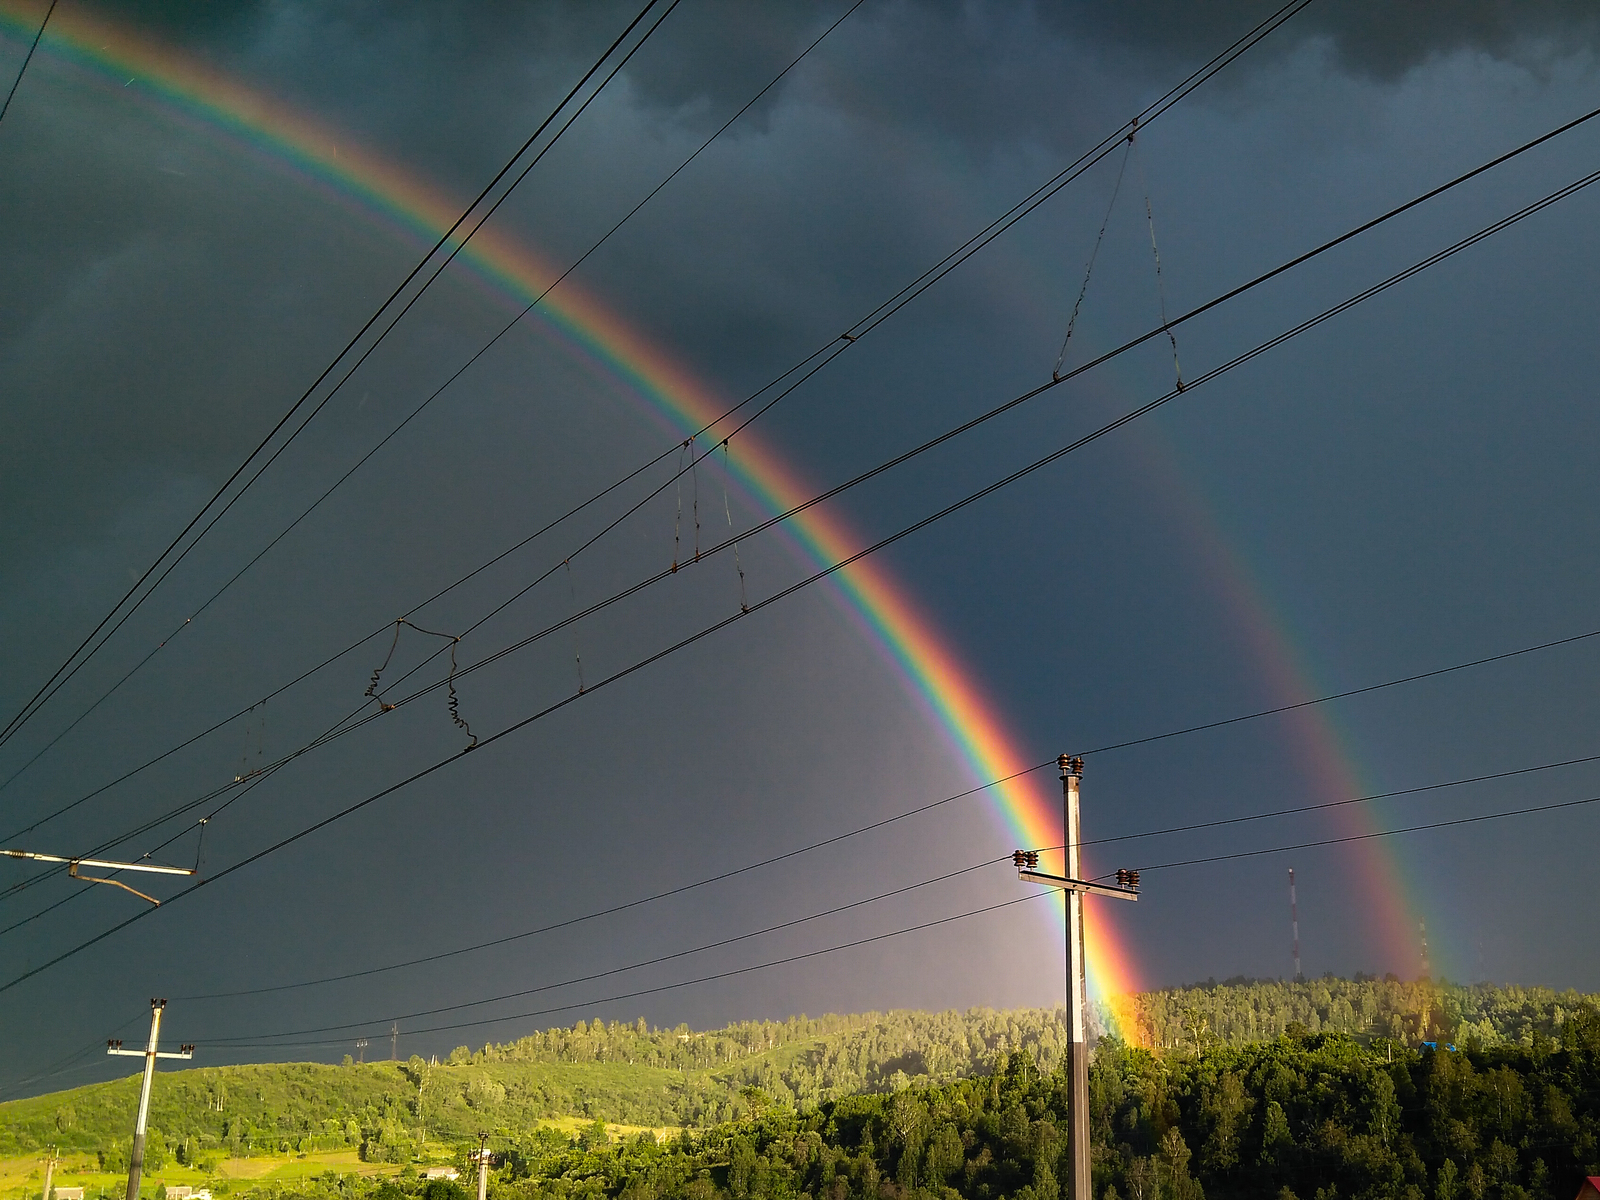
[4,849,196,904]
[3,850,195,874]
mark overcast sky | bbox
[2,0,1599,1095]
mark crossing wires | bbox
[8,149,1600,995]
[0,0,678,753]
[0,0,1310,784]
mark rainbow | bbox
[1130,427,1422,976]
[1,3,1152,1030]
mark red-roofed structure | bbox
[1574,1177,1600,1200]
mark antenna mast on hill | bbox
[1290,868,1302,982]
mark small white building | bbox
[54,1188,85,1200]
[420,1168,459,1181]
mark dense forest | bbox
[174,1006,1600,1200]
[5,977,1597,1199]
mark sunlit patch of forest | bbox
[4,978,1596,1199]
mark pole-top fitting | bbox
[151,998,167,1010]
[1058,754,1083,779]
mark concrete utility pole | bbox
[41,1145,58,1200]
[1013,755,1140,1200]
[107,1000,193,1200]
[355,1039,368,1064]
[1289,868,1302,982]
[390,1023,399,1062]
[474,1133,490,1200]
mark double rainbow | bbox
[0,5,1148,1030]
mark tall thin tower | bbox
[1289,868,1302,982]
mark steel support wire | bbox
[0,0,674,752]
[6,155,1597,995]
[0,0,1312,803]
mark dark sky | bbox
[2,0,1599,1095]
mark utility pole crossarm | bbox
[107,1046,194,1059]
[1015,867,1139,900]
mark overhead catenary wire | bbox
[0,0,676,754]
[0,0,1308,806]
[7,35,1595,926]
[6,1,687,764]
[29,73,1597,858]
[0,0,58,128]
[310,153,1600,741]
[5,151,1598,982]
[0,0,865,801]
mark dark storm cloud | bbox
[1046,0,1600,79]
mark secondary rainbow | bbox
[1,6,1147,1030]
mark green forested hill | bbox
[3,977,1595,1168]
[486,1007,1600,1200]
[1121,975,1594,1051]
[13,1004,1598,1200]
[0,1009,1072,1161]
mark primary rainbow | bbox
[1,5,1146,1031]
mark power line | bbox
[5,149,1596,989]
[195,893,1051,1050]
[193,857,1011,1042]
[0,0,674,752]
[0,0,1309,817]
[1116,791,1600,877]
[181,786,1600,1052]
[0,1006,148,1101]
[9,615,1598,937]
[14,772,1595,1081]
[160,744,1600,1007]
[245,787,1600,1051]
[0,0,57,128]
[1078,752,1600,852]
